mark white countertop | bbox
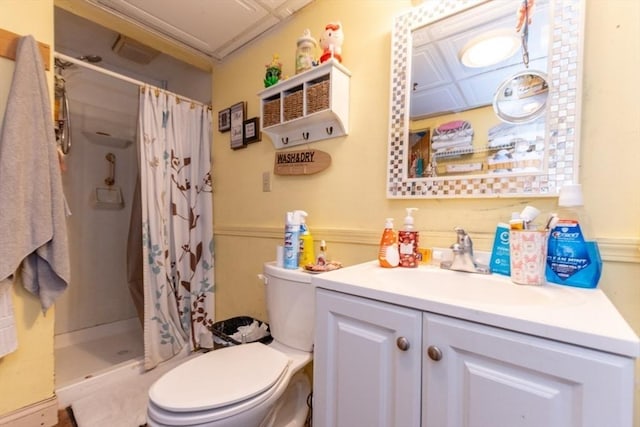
[311,261,640,358]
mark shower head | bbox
[78,55,102,63]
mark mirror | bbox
[386,0,584,198]
[493,70,549,123]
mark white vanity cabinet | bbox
[312,262,639,427]
[314,288,422,427]
[423,312,634,427]
[258,59,350,149]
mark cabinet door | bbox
[423,313,635,427]
[314,289,422,427]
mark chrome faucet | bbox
[440,227,491,274]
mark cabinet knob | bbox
[427,345,443,361]
[396,336,410,351]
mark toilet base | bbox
[260,370,310,427]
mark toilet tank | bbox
[262,262,316,352]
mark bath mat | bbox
[71,352,195,426]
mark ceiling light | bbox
[459,29,521,68]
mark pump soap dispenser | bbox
[378,218,399,268]
[399,208,419,268]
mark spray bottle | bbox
[284,210,304,269]
[378,218,399,268]
[299,212,315,267]
[398,208,419,268]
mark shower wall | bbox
[55,66,139,335]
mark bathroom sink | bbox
[319,262,587,309]
[377,265,589,308]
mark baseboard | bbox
[0,396,58,427]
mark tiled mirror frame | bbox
[386,0,585,199]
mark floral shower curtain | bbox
[138,86,214,370]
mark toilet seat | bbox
[148,343,291,425]
[147,369,289,426]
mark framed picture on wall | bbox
[243,117,261,144]
[230,102,246,149]
[218,108,231,132]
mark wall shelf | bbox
[258,59,350,149]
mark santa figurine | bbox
[319,22,344,63]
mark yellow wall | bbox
[0,0,56,416]
[210,0,640,423]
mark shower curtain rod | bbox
[53,52,211,109]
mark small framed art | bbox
[218,108,230,132]
[230,102,246,149]
[243,117,261,144]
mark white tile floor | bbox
[54,318,143,388]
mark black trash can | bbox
[211,316,273,347]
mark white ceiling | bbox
[55,7,215,103]
[82,0,314,62]
[55,0,314,101]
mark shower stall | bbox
[54,60,142,401]
[52,53,211,407]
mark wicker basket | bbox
[263,98,281,128]
[283,90,303,121]
[306,80,330,114]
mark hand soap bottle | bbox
[299,212,315,267]
[398,208,419,268]
[378,218,399,268]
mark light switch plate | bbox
[262,171,271,192]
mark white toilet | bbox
[147,262,315,427]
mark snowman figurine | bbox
[319,22,344,63]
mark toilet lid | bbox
[149,342,290,412]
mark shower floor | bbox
[54,317,143,389]
[54,319,196,425]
